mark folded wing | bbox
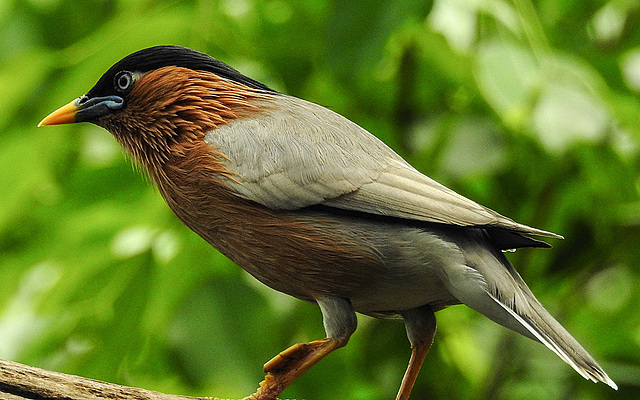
[205,94,560,240]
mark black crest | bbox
[87,45,273,98]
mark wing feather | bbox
[205,94,560,238]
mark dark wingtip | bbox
[488,228,555,250]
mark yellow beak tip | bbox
[38,99,80,127]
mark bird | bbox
[39,45,617,399]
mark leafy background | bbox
[1,0,639,399]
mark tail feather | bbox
[447,231,617,389]
[487,291,617,389]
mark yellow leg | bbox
[242,338,344,400]
[243,297,356,400]
[395,341,433,400]
[396,306,437,400]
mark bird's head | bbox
[39,45,274,168]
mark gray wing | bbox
[205,94,559,238]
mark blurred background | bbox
[1,0,639,399]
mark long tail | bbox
[446,232,617,389]
[486,289,616,388]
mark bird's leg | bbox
[246,337,344,400]
[244,297,357,400]
[396,305,437,400]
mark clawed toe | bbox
[244,338,340,400]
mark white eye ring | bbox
[114,71,134,92]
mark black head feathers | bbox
[86,45,273,99]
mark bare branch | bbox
[0,359,219,400]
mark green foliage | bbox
[1,0,639,399]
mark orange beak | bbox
[38,99,80,127]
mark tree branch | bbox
[0,359,217,400]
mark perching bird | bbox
[39,45,616,399]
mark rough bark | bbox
[0,359,217,400]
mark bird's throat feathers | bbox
[96,66,270,182]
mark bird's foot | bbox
[241,374,281,400]
[264,338,332,374]
[243,338,337,400]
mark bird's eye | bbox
[114,71,134,92]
